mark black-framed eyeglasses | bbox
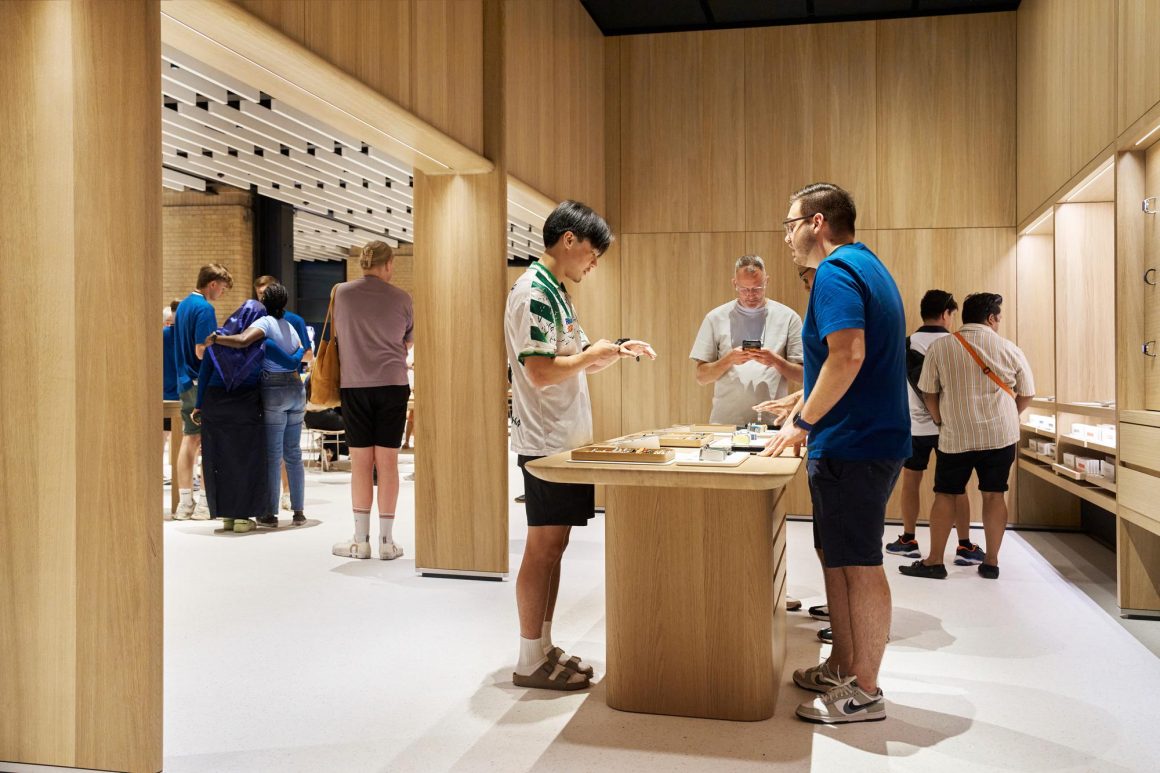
[783,215,810,234]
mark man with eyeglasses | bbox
[689,254,803,426]
[765,182,910,725]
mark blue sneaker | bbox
[885,534,921,558]
[954,543,986,565]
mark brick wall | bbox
[162,186,254,325]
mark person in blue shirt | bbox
[765,183,909,726]
[172,264,233,520]
[163,301,180,402]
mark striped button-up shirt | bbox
[917,324,1035,454]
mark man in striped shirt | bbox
[901,293,1035,581]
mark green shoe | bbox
[220,518,235,531]
[233,518,254,533]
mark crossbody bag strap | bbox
[952,332,1015,399]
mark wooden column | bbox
[413,0,509,576]
[0,2,162,771]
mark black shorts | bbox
[340,385,410,448]
[933,444,1017,495]
[808,457,904,568]
[518,455,595,528]
[903,434,940,471]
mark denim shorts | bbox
[808,457,904,568]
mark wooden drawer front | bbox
[1120,505,1160,538]
[1120,422,1160,472]
[1119,467,1160,522]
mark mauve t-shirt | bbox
[333,276,413,388]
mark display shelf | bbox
[1055,401,1117,420]
[1085,474,1118,494]
[1020,448,1055,465]
[1029,398,1057,410]
[1021,423,1057,440]
[1019,458,1117,511]
[1052,463,1084,481]
[1058,434,1117,455]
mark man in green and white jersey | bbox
[504,200,655,692]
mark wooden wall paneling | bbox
[1145,143,1160,409]
[414,170,509,574]
[876,13,1015,229]
[572,241,623,444]
[744,23,877,231]
[1066,1,1117,176]
[301,0,413,109]
[620,31,745,234]
[619,232,747,433]
[1016,0,1069,220]
[1117,151,1147,411]
[1017,233,1057,396]
[413,0,485,155]
[504,0,554,201]
[1117,0,1160,135]
[604,36,623,229]
[1054,203,1117,404]
[1,2,162,771]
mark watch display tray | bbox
[569,445,676,464]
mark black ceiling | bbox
[580,0,1020,36]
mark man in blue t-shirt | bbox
[172,264,232,519]
[765,183,909,725]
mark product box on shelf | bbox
[1063,452,1078,469]
[1028,414,1055,431]
[1075,457,1102,474]
[1097,424,1117,445]
[1040,442,1056,456]
[1101,460,1117,482]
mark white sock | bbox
[353,509,370,542]
[179,489,193,507]
[541,621,554,654]
[195,489,207,506]
[515,636,547,676]
[379,514,395,542]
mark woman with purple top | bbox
[330,240,413,561]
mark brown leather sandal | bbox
[512,659,590,691]
[546,645,595,678]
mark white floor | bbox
[162,453,1160,772]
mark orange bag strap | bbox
[952,332,1015,399]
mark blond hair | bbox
[359,240,394,270]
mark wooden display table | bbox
[526,437,801,721]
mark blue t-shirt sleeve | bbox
[194,304,219,343]
[812,262,865,341]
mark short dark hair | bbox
[169,298,181,312]
[961,292,1003,324]
[260,282,289,319]
[542,200,613,254]
[919,290,958,322]
[790,183,857,237]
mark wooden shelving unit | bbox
[1019,458,1116,512]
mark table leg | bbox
[604,484,787,721]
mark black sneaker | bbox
[808,604,829,621]
[257,515,279,528]
[885,534,921,558]
[898,560,948,579]
[291,513,306,526]
[817,627,833,643]
[954,543,987,565]
[514,494,526,503]
[978,563,1000,579]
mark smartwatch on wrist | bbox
[793,414,813,432]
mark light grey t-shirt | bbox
[250,315,301,373]
[333,276,413,388]
[689,299,804,425]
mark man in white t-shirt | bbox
[885,290,981,563]
[690,255,804,426]
[504,200,656,692]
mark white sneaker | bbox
[192,500,211,520]
[281,493,291,511]
[379,539,405,560]
[333,539,371,559]
[174,500,196,520]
